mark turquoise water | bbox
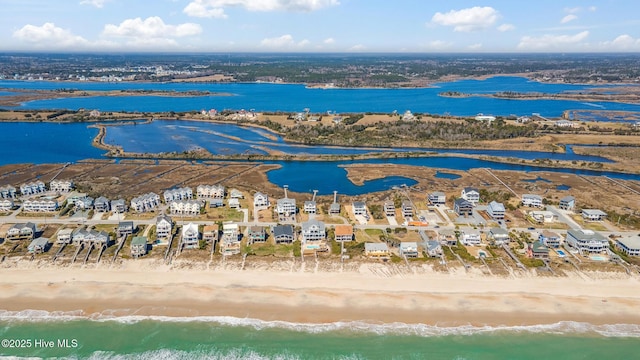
[3,77,640,117]
[0,314,639,359]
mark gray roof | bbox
[617,236,640,250]
[582,209,607,216]
[329,203,340,211]
[29,237,49,247]
[131,236,147,246]
[118,221,134,229]
[273,225,293,237]
[488,201,505,212]
[455,198,472,207]
[560,196,575,203]
[302,219,325,232]
[353,201,366,207]
[567,229,606,241]
[365,243,389,252]
[490,227,509,236]
[157,214,172,224]
[95,196,109,204]
[430,191,445,197]
[277,198,296,205]
[400,242,418,250]
[463,187,479,193]
[523,194,543,200]
[427,240,441,251]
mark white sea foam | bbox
[1,309,640,338]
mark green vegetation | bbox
[450,245,476,263]
[292,240,301,257]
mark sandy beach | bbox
[1,258,639,327]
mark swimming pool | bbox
[556,250,566,257]
[590,255,608,261]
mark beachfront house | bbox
[460,228,481,246]
[522,194,543,208]
[401,201,413,218]
[454,198,473,217]
[616,235,640,256]
[364,243,390,259]
[164,187,193,203]
[0,185,17,199]
[180,223,200,250]
[248,225,266,244]
[559,196,576,211]
[130,236,148,257]
[439,229,457,246]
[94,196,110,212]
[428,191,446,205]
[56,228,74,244]
[273,224,295,244]
[253,192,270,208]
[0,199,14,211]
[50,179,74,193]
[220,223,241,255]
[489,227,510,246]
[111,199,127,213]
[170,200,202,216]
[582,209,607,222]
[565,229,608,254]
[461,187,480,206]
[334,224,354,242]
[399,242,419,258]
[20,181,46,196]
[28,237,49,254]
[23,199,59,212]
[539,230,562,248]
[156,215,173,241]
[117,221,134,238]
[426,240,443,257]
[72,229,110,246]
[528,240,550,259]
[304,200,317,214]
[529,210,557,224]
[6,222,37,241]
[131,192,160,212]
[301,219,327,252]
[487,201,505,220]
[383,200,395,217]
[202,224,219,244]
[352,201,367,216]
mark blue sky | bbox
[2,0,640,52]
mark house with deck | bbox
[399,242,419,258]
[529,210,557,224]
[461,187,480,205]
[364,243,390,259]
[156,215,173,241]
[439,229,457,246]
[50,179,74,193]
[23,199,58,212]
[203,224,219,244]
[273,224,295,244]
[0,199,14,211]
[301,219,327,252]
[75,196,94,210]
[253,192,270,208]
[539,230,562,248]
[304,200,317,214]
[180,223,200,250]
[94,196,110,212]
[559,196,576,211]
[566,229,608,254]
[383,200,395,217]
[111,199,127,213]
[220,223,241,255]
[276,198,297,217]
[487,201,505,220]
[528,240,550,259]
[56,228,74,244]
[28,237,49,254]
[248,225,266,244]
[197,184,225,207]
[170,200,202,216]
[20,181,45,196]
[489,227,510,245]
[6,222,37,241]
[460,228,481,246]
[334,224,354,242]
[131,193,160,212]
[0,185,17,199]
[454,198,473,217]
[401,201,413,218]
[428,191,446,205]
[616,235,640,256]
[164,187,193,203]
[117,221,134,238]
[130,236,148,257]
[426,240,443,257]
[352,201,367,216]
[72,229,110,246]
[522,194,543,208]
[582,209,607,222]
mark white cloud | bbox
[323,37,335,44]
[468,43,482,50]
[564,7,581,14]
[79,0,110,8]
[497,23,515,32]
[517,31,589,50]
[599,34,640,51]
[12,22,89,47]
[349,44,365,51]
[561,14,578,24]
[183,0,339,18]
[588,6,597,12]
[260,34,309,49]
[431,6,500,32]
[425,40,452,50]
[103,17,202,39]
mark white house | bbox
[275,198,296,215]
[401,201,413,218]
[197,184,225,199]
[6,222,37,240]
[50,179,74,193]
[156,215,173,241]
[301,219,327,252]
[253,192,270,208]
[352,201,367,216]
[399,242,419,258]
[220,223,240,255]
[20,181,45,196]
[521,194,543,208]
[489,227,510,245]
[23,199,58,212]
[559,196,575,211]
[539,230,562,248]
[364,243,390,259]
[565,229,608,254]
[228,198,240,209]
[428,191,446,205]
[56,228,74,244]
[170,200,202,216]
[582,209,607,222]
[131,193,160,212]
[461,187,480,206]
[616,235,640,256]
[0,199,14,211]
[529,210,557,224]
[0,185,17,199]
[111,199,127,213]
[304,200,317,214]
[180,223,200,249]
[460,228,481,246]
[94,196,110,212]
[164,187,193,203]
[487,201,505,220]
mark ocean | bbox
[1,312,639,359]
